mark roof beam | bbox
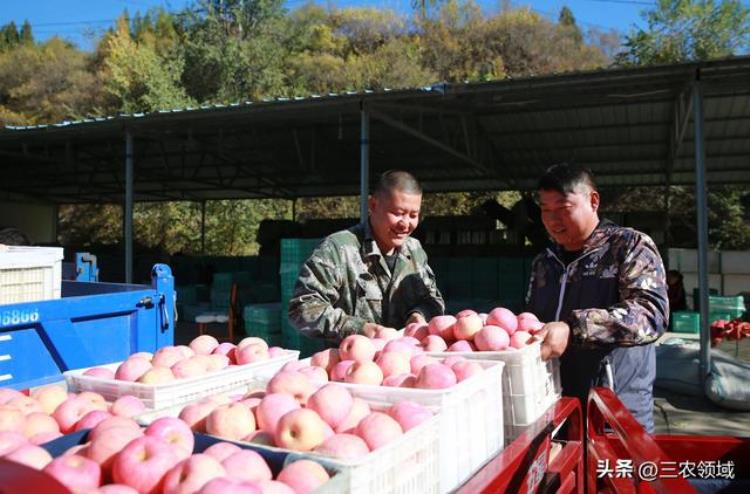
[666,85,694,183]
[369,108,492,175]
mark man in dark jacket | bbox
[527,163,669,432]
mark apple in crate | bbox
[152,346,184,368]
[277,460,330,494]
[180,399,222,432]
[510,331,533,349]
[345,361,383,385]
[428,315,457,340]
[43,454,101,492]
[382,373,416,388]
[7,395,43,415]
[162,454,226,494]
[334,398,371,434]
[175,345,195,359]
[382,339,418,357]
[110,395,147,418]
[73,410,112,432]
[453,313,483,340]
[487,307,518,335]
[404,322,429,341]
[0,431,28,455]
[443,355,466,367]
[146,417,195,460]
[89,416,141,442]
[53,397,99,434]
[23,412,60,438]
[238,337,269,351]
[410,354,437,375]
[206,403,256,441]
[87,425,144,473]
[452,361,484,382]
[30,385,68,415]
[339,334,376,362]
[0,388,25,405]
[201,477,264,494]
[422,335,447,352]
[275,409,330,451]
[83,367,116,380]
[356,412,403,450]
[447,340,473,352]
[5,444,53,469]
[376,351,411,378]
[388,401,433,431]
[256,393,300,435]
[138,366,176,384]
[330,360,355,382]
[112,436,180,494]
[203,442,242,462]
[171,357,208,379]
[115,357,153,382]
[268,346,286,359]
[299,366,328,385]
[415,363,457,389]
[236,344,270,365]
[267,371,315,405]
[99,485,140,494]
[190,335,220,356]
[474,325,510,351]
[314,433,369,459]
[222,449,272,482]
[307,384,353,430]
[206,354,231,372]
[310,349,340,374]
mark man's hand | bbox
[405,312,427,326]
[362,323,398,339]
[534,321,571,360]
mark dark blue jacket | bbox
[526,220,669,432]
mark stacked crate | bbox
[243,303,282,346]
[280,238,329,356]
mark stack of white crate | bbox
[0,246,64,305]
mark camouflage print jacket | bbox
[288,222,445,341]
[526,220,669,346]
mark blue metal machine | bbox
[0,264,174,390]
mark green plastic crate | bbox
[709,296,746,319]
[671,311,700,334]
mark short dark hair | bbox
[537,163,597,195]
[373,170,422,196]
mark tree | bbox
[19,20,33,45]
[0,22,19,51]
[99,15,194,112]
[558,6,582,45]
[617,0,750,65]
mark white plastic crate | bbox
[64,350,299,409]
[0,246,63,305]
[265,358,503,493]
[136,398,441,494]
[428,340,561,445]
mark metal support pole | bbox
[360,104,370,225]
[125,131,134,284]
[693,81,711,386]
[200,200,206,255]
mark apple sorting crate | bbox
[427,340,561,445]
[62,349,300,410]
[35,429,348,494]
[135,398,442,494]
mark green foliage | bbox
[618,0,750,65]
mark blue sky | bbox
[0,0,651,50]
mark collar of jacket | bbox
[352,221,412,262]
[548,218,618,262]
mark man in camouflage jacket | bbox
[289,171,444,342]
[528,164,668,432]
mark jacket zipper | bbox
[546,247,605,321]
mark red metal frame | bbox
[457,397,584,494]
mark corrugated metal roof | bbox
[1,56,749,203]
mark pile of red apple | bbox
[400,307,544,353]
[291,335,484,389]
[82,336,286,384]
[175,375,433,461]
[3,410,332,494]
[0,385,147,448]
